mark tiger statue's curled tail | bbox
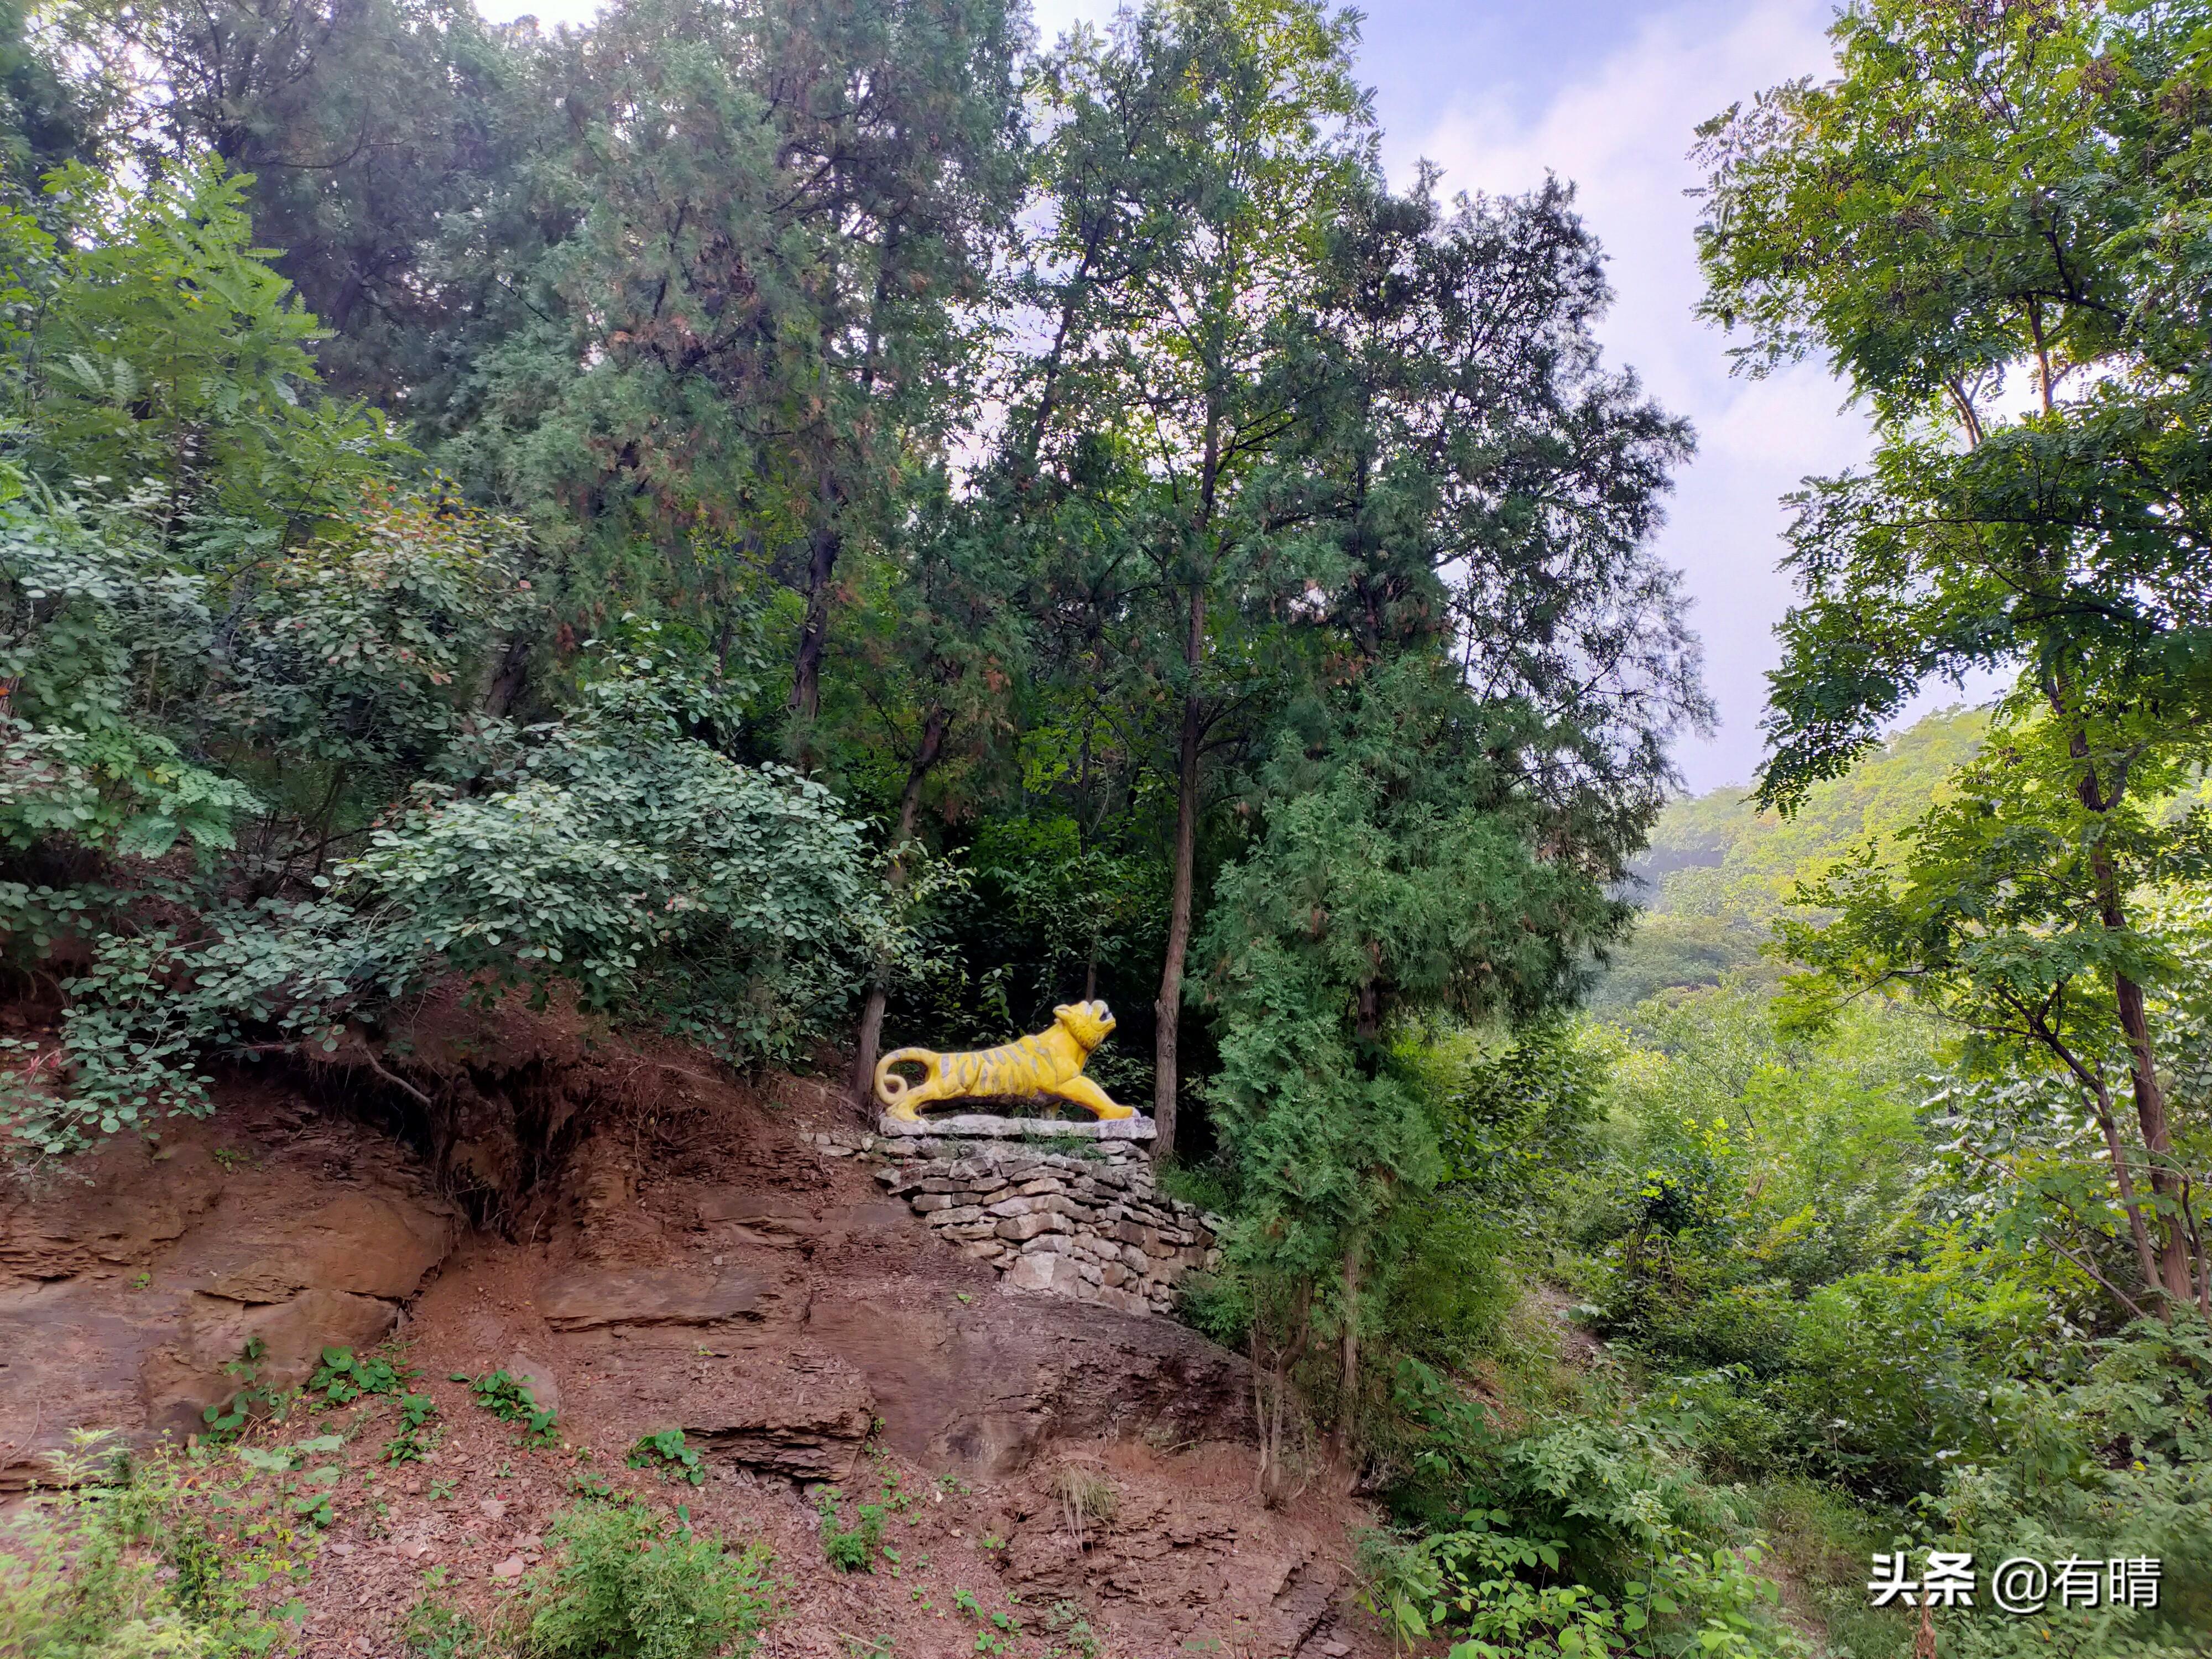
[874,1000,1133,1122]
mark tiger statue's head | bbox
[1053,999,1117,1052]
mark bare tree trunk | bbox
[852,708,950,1110]
[1254,1285,1311,1504]
[789,516,841,743]
[1250,1325,1271,1498]
[2067,711,2192,1311]
[1154,383,1224,1161]
[2114,968,2193,1307]
[2085,1071,2164,1301]
[481,630,533,717]
[1332,1233,1361,1468]
[2179,1176,2211,1322]
[1152,588,1204,1162]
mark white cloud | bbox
[1397,1,1867,791]
[475,0,602,29]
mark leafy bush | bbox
[816,1490,887,1573]
[344,646,893,1061]
[1152,1156,1233,1217]
[627,1430,706,1487]
[1375,1363,1806,1658]
[1370,1201,1515,1373]
[1172,1270,1252,1350]
[1360,1516,1801,1659]
[523,1500,775,1659]
[384,1395,439,1464]
[0,1430,303,1656]
[469,1370,559,1447]
[0,158,901,1156]
[1748,1480,1904,1659]
[0,1453,217,1659]
[1924,1318,2212,1659]
[401,1587,489,1659]
[307,1345,407,1405]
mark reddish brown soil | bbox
[2,1036,1395,1659]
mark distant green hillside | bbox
[1590,707,1988,1009]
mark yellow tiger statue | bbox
[874,1000,1134,1123]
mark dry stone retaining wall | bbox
[803,1126,1222,1315]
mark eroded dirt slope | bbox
[0,1053,1392,1658]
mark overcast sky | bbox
[478,0,1871,794]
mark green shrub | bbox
[470,1370,559,1447]
[816,1490,886,1573]
[401,1582,491,1659]
[1749,1480,1906,1659]
[385,1394,439,1464]
[0,1431,298,1657]
[0,1493,213,1658]
[1153,1156,1234,1216]
[1360,1514,1803,1659]
[307,1345,407,1405]
[524,1500,774,1659]
[626,1430,706,1487]
[1376,1364,1806,1657]
[1370,1201,1514,1372]
[1172,1270,1251,1350]
[1648,1367,1790,1484]
[1923,1319,2212,1658]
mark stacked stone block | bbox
[847,1135,1224,1316]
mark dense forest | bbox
[2,0,2210,1655]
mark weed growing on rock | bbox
[625,1429,706,1487]
[1052,1467,1114,1548]
[1041,1600,1100,1659]
[815,1489,886,1572]
[200,1338,279,1442]
[469,1369,558,1448]
[523,1499,775,1659]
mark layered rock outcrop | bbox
[0,1095,455,1488]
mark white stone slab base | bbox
[874,1110,1156,1141]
